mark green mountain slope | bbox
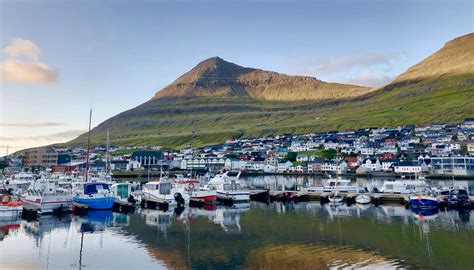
[68,33,474,148]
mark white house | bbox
[263,164,277,173]
[361,158,382,171]
[277,161,293,173]
[393,161,422,174]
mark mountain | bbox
[152,56,371,101]
[67,33,474,148]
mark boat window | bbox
[159,183,172,195]
[385,184,393,190]
[224,184,233,191]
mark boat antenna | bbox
[85,106,92,182]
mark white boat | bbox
[1,172,34,195]
[379,180,430,194]
[142,179,188,206]
[206,171,250,202]
[355,194,371,204]
[0,189,23,218]
[307,179,365,193]
[22,178,73,214]
[328,193,344,203]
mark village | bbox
[3,118,474,179]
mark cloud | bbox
[295,53,399,75]
[0,121,64,127]
[3,38,40,61]
[0,59,57,84]
[0,38,57,85]
[0,129,86,152]
[346,70,394,87]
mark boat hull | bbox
[0,205,23,218]
[217,191,250,202]
[355,194,371,204]
[22,195,72,214]
[409,196,438,209]
[73,196,114,210]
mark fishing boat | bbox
[142,179,188,207]
[409,188,439,209]
[72,182,115,210]
[0,189,22,218]
[307,178,365,193]
[21,178,73,214]
[175,179,217,204]
[446,187,471,209]
[206,171,250,203]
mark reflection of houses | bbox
[431,156,474,176]
[131,151,163,168]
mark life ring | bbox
[188,183,195,190]
[1,194,11,204]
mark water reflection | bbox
[0,200,473,269]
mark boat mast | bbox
[85,108,92,182]
[106,128,110,173]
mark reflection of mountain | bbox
[122,202,474,269]
[244,244,397,269]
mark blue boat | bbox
[409,195,439,209]
[73,182,115,210]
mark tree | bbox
[285,152,297,162]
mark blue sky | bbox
[0,0,472,152]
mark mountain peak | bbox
[152,57,370,100]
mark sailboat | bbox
[328,178,343,203]
[355,179,371,205]
[72,108,114,210]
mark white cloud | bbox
[346,70,394,87]
[0,59,57,84]
[0,121,64,127]
[0,38,57,85]
[3,38,40,61]
[0,129,86,152]
[312,53,395,74]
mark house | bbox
[361,158,382,171]
[360,147,375,156]
[431,156,474,176]
[265,156,279,166]
[263,164,277,173]
[296,154,309,162]
[468,141,474,154]
[131,151,163,168]
[321,160,348,174]
[307,159,324,173]
[277,161,293,173]
[381,159,397,171]
[295,164,305,173]
[24,146,58,169]
[393,161,422,174]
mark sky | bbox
[0,0,473,153]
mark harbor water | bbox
[1,176,473,269]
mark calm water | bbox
[1,177,474,270]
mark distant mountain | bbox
[153,56,371,101]
[67,33,474,148]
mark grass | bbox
[64,74,474,149]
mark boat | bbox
[355,194,371,204]
[327,176,344,203]
[379,180,430,194]
[206,171,250,203]
[409,188,439,209]
[21,178,73,214]
[0,172,34,195]
[110,183,136,211]
[175,179,217,204]
[0,189,22,218]
[142,179,187,207]
[446,187,471,209]
[72,182,115,210]
[307,178,365,193]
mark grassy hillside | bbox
[65,33,474,149]
[67,73,473,148]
